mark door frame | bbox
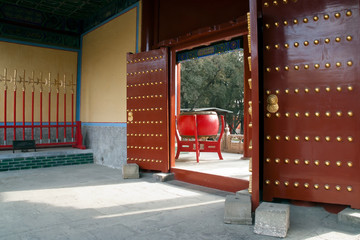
[169,33,248,166]
[165,14,259,207]
[249,0,260,210]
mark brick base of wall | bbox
[0,153,93,171]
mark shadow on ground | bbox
[0,164,359,240]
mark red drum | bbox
[177,111,219,137]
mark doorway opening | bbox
[173,39,251,184]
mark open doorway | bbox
[173,39,250,182]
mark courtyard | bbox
[0,164,359,240]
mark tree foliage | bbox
[180,50,244,133]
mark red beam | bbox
[13,90,16,140]
[0,142,77,149]
[4,89,7,144]
[31,91,34,140]
[71,93,74,141]
[56,92,59,142]
[40,91,43,143]
[22,90,25,140]
[73,121,86,149]
[48,91,51,142]
[64,93,66,141]
[0,124,76,129]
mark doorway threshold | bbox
[171,168,249,193]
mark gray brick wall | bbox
[82,125,126,169]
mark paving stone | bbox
[1,164,360,239]
[338,208,360,227]
[254,202,290,238]
[153,172,175,182]
[224,194,252,225]
[122,163,139,179]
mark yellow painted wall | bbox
[0,42,78,122]
[81,7,138,123]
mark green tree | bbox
[180,50,244,134]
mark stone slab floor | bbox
[0,164,359,240]
[175,152,250,180]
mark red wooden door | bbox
[261,0,360,208]
[126,48,169,172]
[248,0,261,210]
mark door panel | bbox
[126,48,169,172]
[261,0,360,208]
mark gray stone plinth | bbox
[153,173,175,182]
[224,194,252,225]
[254,202,290,238]
[236,189,250,197]
[122,164,139,179]
[338,208,360,227]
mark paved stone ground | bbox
[175,152,250,180]
[0,164,359,240]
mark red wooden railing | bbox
[0,68,85,149]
